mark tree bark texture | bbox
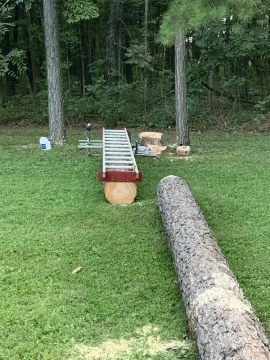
[42,0,65,143]
[157,176,270,360]
[175,28,189,146]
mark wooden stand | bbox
[98,128,142,205]
[104,182,137,205]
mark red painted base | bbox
[98,170,143,183]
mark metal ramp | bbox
[98,128,143,183]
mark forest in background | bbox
[1,0,270,132]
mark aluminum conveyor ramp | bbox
[98,128,143,183]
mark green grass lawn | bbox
[0,127,197,360]
[1,126,270,359]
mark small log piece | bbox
[157,176,270,360]
[104,182,137,205]
[176,145,191,156]
[138,132,167,154]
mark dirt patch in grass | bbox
[70,325,192,359]
[13,144,39,149]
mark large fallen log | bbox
[157,176,270,360]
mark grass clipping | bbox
[70,325,192,359]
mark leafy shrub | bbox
[65,95,98,121]
[0,94,48,125]
[145,101,175,129]
[87,79,142,126]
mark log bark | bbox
[175,27,189,146]
[104,182,137,205]
[157,176,270,360]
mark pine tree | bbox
[159,0,262,145]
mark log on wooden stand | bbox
[98,128,142,205]
[157,176,270,360]
[104,182,137,205]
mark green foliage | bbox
[0,0,17,35]
[65,95,98,120]
[221,76,246,89]
[125,44,152,69]
[0,94,47,125]
[146,101,175,129]
[4,49,27,77]
[159,0,262,44]
[186,62,206,97]
[0,1,27,80]
[254,95,270,113]
[87,79,142,126]
[64,0,99,23]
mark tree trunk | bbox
[3,32,16,96]
[26,9,39,96]
[106,0,122,85]
[175,28,189,146]
[157,176,270,360]
[42,0,65,144]
[208,70,214,108]
[143,0,149,113]
[79,23,86,98]
[0,78,5,107]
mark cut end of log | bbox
[104,182,137,205]
[138,132,167,154]
[176,146,191,156]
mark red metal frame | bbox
[98,170,143,183]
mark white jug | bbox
[39,137,51,151]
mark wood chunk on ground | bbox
[72,267,83,275]
[138,132,167,154]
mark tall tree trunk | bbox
[0,79,5,107]
[3,32,16,96]
[65,44,71,94]
[79,23,86,98]
[106,0,122,85]
[208,70,214,108]
[42,0,65,144]
[143,0,149,114]
[175,27,189,146]
[84,20,93,87]
[26,9,38,95]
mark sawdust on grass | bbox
[69,325,192,360]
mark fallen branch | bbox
[202,81,255,105]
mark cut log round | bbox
[139,132,164,146]
[104,182,137,205]
[138,132,167,154]
[157,176,270,360]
